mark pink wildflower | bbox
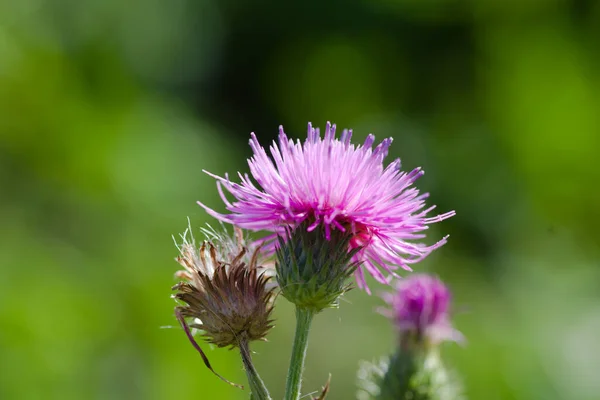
[199,122,454,291]
[381,274,463,345]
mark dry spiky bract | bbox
[173,227,275,348]
[171,226,275,387]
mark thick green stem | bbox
[239,336,271,400]
[284,307,315,400]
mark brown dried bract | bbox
[172,229,275,387]
[312,374,331,400]
[173,243,275,348]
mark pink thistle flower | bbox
[198,122,455,292]
[380,274,463,345]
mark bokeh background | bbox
[1,0,600,399]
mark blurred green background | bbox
[1,0,599,399]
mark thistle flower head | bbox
[381,274,462,347]
[172,224,275,349]
[199,122,454,292]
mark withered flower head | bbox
[172,223,275,385]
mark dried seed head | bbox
[173,225,275,348]
[171,223,275,386]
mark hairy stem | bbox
[239,336,271,400]
[284,307,315,400]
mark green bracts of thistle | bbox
[275,222,360,313]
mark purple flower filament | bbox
[199,122,455,292]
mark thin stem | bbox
[239,336,271,400]
[284,307,315,400]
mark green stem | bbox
[239,336,271,400]
[284,307,315,400]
